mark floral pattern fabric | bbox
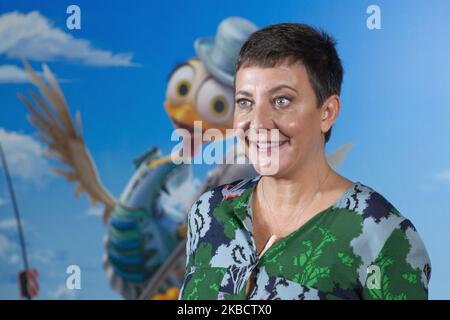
[179,176,431,300]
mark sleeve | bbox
[178,189,215,299]
[178,199,195,300]
[362,219,432,300]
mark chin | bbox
[252,161,284,176]
[248,142,290,175]
[252,156,298,178]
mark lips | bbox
[249,140,289,153]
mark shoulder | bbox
[185,177,258,262]
[189,176,259,216]
[338,182,416,231]
[336,182,399,221]
[339,182,429,256]
[341,182,431,286]
[340,181,427,235]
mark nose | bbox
[250,103,274,130]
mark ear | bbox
[320,95,340,133]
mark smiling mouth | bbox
[247,139,290,153]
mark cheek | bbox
[232,113,250,143]
[276,108,320,140]
[276,117,305,138]
[233,112,250,130]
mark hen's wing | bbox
[17,61,116,223]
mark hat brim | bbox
[194,37,234,88]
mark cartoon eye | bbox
[177,80,190,97]
[166,65,194,100]
[196,78,234,125]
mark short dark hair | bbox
[236,23,343,143]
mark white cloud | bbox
[0,127,53,183]
[0,63,68,84]
[0,234,12,256]
[0,230,24,267]
[0,223,26,267]
[0,233,19,266]
[0,64,33,83]
[9,253,19,265]
[48,284,78,300]
[30,248,55,265]
[0,11,137,67]
[85,204,103,217]
[435,169,450,185]
[0,218,18,230]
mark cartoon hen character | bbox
[18,17,351,299]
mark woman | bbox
[179,23,431,300]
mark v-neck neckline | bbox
[246,175,359,261]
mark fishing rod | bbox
[0,141,31,299]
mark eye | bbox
[196,78,234,125]
[273,96,291,108]
[166,65,194,101]
[211,96,227,115]
[177,80,191,97]
[235,98,252,109]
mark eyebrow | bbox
[235,84,298,97]
[268,84,298,94]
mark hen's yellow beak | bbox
[164,101,198,131]
[164,101,229,135]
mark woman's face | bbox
[233,61,329,177]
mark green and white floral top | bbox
[179,176,431,300]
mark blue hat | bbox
[195,17,258,87]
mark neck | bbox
[260,147,333,211]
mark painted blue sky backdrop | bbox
[0,0,449,299]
